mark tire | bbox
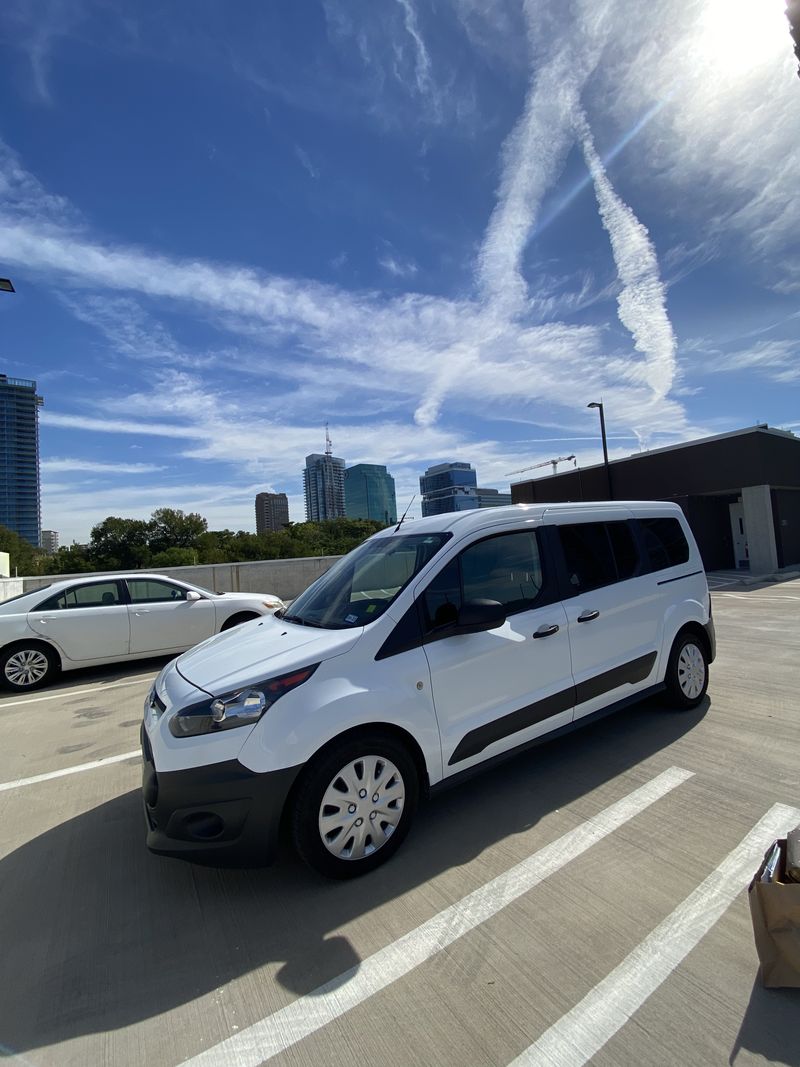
[664,632,708,710]
[0,642,58,692]
[291,733,419,879]
[220,612,259,631]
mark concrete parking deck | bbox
[0,581,798,1067]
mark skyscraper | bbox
[420,461,479,517]
[344,464,397,525]
[255,492,289,534]
[41,530,60,554]
[304,430,346,521]
[0,374,43,546]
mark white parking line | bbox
[0,749,141,793]
[179,766,693,1067]
[0,678,147,709]
[714,593,800,602]
[510,802,800,1067]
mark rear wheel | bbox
[0,643,58,691]
[664,633,708,709]
[291,733,419,878]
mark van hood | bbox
[175,613,363,696]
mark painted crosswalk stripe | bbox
[180,766,694,1067]
[510,802,800,1067]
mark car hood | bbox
[175,612,362,696]
[214,591,283,605]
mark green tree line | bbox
[0,509,386,576]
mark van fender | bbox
[657,599,708,681]
[237,664,443,785]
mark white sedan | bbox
[0,574,286,691]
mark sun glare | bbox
[698,0,789,75]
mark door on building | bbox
[729,501,748,568]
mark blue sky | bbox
[1,0,798,542]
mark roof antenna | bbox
[395,494,415,532]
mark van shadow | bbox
[0,699,706,1054]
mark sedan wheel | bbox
[1,645,56,691]
[292,734,419,878]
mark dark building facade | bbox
[344,464,397,525]
[0,374,43,547]
[511,426,800,575]
[255,492,289,534]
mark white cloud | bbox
[688,339,800,384]
[577,112,676,398]
[378,254,419,279]
[596,0,800,289]
[294,145,319,180]
[40,458,166,474]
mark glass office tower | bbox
[345,464,397,525]
[419,462,479,517]
[0,374,43,546]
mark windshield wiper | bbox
[280,613,323,628]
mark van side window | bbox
[559,523,617,593]
[421,530,545,634]
[421,558,461,632]
[640,517,690,571]
[607,521,638,580]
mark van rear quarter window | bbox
[640,517,690,571]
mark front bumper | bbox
[141,726,301,867]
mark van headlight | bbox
[169,664,319,738]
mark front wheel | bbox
[291,733,419,878]
[0,643,58,691]
[664,633,708,709]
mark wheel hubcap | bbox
[677,643,705,699]
[5,649,49,687]
[318,755,405,861]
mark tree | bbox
[149,508,207,554]
[89,517,152,570]
[43,544,93,575]
[151,547,198,567]
[0,525,45,576]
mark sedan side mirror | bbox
[456,598,506,634]
[186,590,203,602]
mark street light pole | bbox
[587,401,612,499]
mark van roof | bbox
[377,500,683,538]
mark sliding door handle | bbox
[577,609,600,623]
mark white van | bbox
[141,502,714,878]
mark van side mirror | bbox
[457,598,506,634]
[186,590,202,601]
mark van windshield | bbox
[281,532,451,630]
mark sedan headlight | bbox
[169,664,319,738]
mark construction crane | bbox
[505,454,577,478]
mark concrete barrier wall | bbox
[0,578,24,602]
[16,556,344,602]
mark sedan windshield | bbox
[283,533,451,630]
